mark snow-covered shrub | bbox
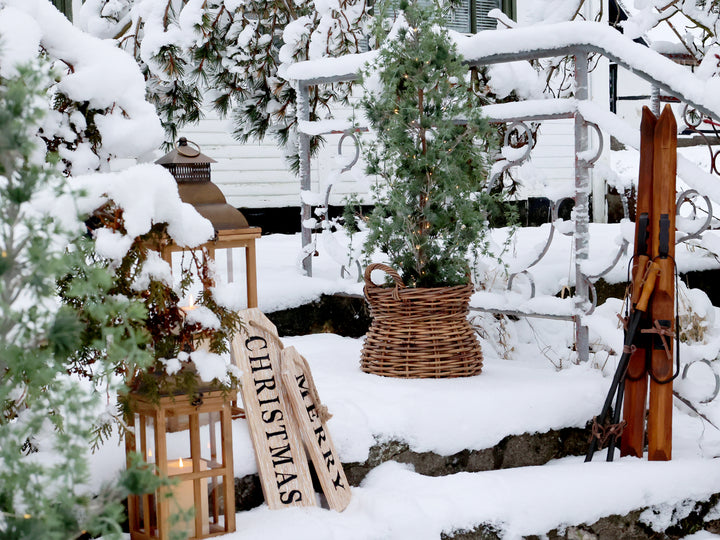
[0,0,243,404]
[678,283,715,345]
[0,0,164,175]
[0,57,165,539]
[0,9,244,537]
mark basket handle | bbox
[364,263,405,289]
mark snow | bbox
[0,7,42,78]
[70,163,215,248]
[225,459,720,539]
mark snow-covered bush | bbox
[0,0,243,403]
[0,55,165,539]
[0,6,246,533]
[0,0,164,175]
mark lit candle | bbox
[166,457,209,536]
[180,295,198,314]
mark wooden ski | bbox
[647,104,677,461]
[588,106,677,463]
[620,106,656,458]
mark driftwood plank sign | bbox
[281,347,351,511]
[231,308,315,509]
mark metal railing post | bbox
[298,83,313,276]
[650,85,660,117]
[574,51,591,363]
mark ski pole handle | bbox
[636,262,660,313]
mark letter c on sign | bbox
[245,336,268,352]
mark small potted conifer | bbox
[357,0,507,378]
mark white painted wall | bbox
[183,105,583,210]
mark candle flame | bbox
[180,295,197,313]
[148,449,152,458]
[179,457,184,468]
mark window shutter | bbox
[446,3,471,33]
[476,0,500,31]
[381,0,502,35]
[51,0,73,20]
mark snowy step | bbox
[229,458,720,539]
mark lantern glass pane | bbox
[214,248,248,303]
[172,250,204,303]
[165,414,191,464]
[136,493,158,537]
[166,477,207,538]
[199,411,224,468]
[137,414,156,463]
[205,475,229,534]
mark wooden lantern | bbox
[125,391,236,540]
[156,138,261,308]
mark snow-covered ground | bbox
[91,225,720,539]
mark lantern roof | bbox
[155,137,217,166]
[177,182,249,230]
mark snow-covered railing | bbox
[288,20,720,363]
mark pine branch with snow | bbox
[77,0,370,168]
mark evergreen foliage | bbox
[79,0,369,168]
[359,0,510,288]
[0,61,158,540]
[60,214,242,407]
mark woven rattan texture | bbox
[361,263,483,378]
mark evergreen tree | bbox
[0,60,156,540]
[359,0,510,288]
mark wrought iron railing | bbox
[288,21,720,365]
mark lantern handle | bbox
[176,137,202,158]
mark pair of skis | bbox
[586,104,677,462]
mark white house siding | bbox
[183,108,579,210]
[182,113,373,208]
[525,120,576,195]
[180,114,299,208]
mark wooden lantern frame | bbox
[125,391,236,540]
[159,227,261,308]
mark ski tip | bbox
[641,106,657,122]
[657,104,677,128]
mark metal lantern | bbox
[125,391,236,540]
[155,138,261,308]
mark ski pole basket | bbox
[361,263,483,378]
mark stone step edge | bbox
[234,426,590,511]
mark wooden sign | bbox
[281,347,352,511]
[231,308,315,509]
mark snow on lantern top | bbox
[156,138,249,232]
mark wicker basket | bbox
[361,263,482,378]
